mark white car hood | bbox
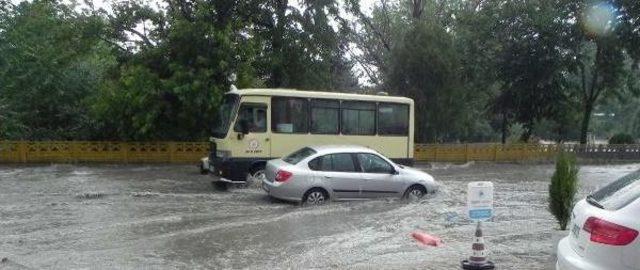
[400,166,437,187]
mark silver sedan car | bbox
[262,145,438,205]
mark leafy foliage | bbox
[385,22,466,142]
[1,0,640,142]
[609,133,635,144]
[549,152,579,230]
[0,1,108,139]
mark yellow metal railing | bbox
[2,141,637,164]
[0,141,209,163]
[414,143,559,162]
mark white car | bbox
[262,145,438,205]
[556,170,640,270]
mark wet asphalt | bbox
[0,162,638,269]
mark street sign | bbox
[467,181,494,221]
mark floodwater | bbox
[0,162,638,270]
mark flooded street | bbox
[1,162,638,270]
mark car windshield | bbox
[588,170,640,210]
[211,94,239,138]
[283,147,317,164]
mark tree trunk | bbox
[520,125,532,143]
[501,113,507,144]
[270,0,288,87]
[580,100,594,145]
[412,0,423,20]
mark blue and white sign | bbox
[467,181,494,221]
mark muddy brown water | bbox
[0,162,638,269]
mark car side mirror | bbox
[391,169,399,175]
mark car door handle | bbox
[364,177,373,180]
[323,175,332,179]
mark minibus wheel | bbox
[249,164,267,183]
[213,181,228,191]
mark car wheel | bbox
[302,188,328,206]
[404,185,426,201]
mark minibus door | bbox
[234,103,271,159]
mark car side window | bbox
[331,153,356,172]
[356,153,394,174]
[308,154,356,172]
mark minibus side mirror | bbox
[237,119,250,140]
[239,119,250,134]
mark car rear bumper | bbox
[262,180,302,202]
[556,237,608,270]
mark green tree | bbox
[91,0,258,140]
[490,0,576,142]
[385,22,466,142]
[549,151,579,230]
[609,133,635,144]
[569,1,640,144]
[0,0,109,140]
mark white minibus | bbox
[208,88,414,183]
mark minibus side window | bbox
[272,97,309,133]
[378,103,409,136]
[341,101,376,135]
[310,99,339,134]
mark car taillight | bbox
[275,170,293,182]
[583,217,638,246]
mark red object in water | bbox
[412,231,443,247]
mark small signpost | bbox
[466,182,494,221]
[462,181,495,270]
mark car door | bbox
[310,153,365,199]
[355,153,402,198]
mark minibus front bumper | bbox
[208,155,257,183]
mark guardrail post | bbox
[18,141,27,163]
[434,145,438,162]
[465,144,469,162]
[123,142,129,164]
[169,142,176,163]
[70,142,79,163]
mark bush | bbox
[609,133,635,144]
[548,152,579,230]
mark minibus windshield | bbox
[212,94,239,138]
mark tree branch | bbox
[348,49,380,85]
[99,36,129,52]
[353,7,391,52]
[124,26,154,48]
